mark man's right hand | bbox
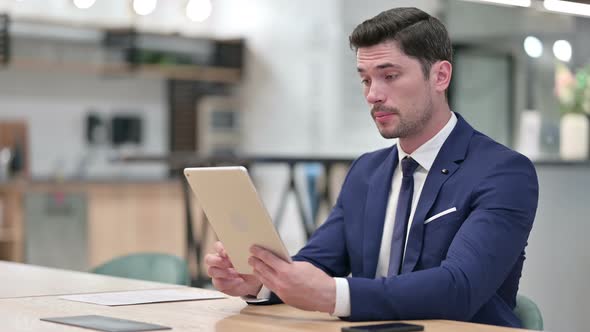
[205,241,263,297]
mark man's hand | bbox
[248,246,336,313]
[205,241,262,297]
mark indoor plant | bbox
[555,63,590,160]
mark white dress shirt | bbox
[332,112,458,317]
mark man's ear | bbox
[431,61,452,93]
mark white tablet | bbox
[184,166,292,274]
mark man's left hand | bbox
[248,246,336,313]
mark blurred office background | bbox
[0,0,589,331]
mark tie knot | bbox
[401,157,419,177]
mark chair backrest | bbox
[91,253,190,286]
[514,294,544,330]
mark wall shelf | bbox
[10,58,241,83]
[4,15,244,83]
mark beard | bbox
[371,97,434,139]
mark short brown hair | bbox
[349,7,453,78]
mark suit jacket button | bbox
[441,169,449,174]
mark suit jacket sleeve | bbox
[345,153,539,321]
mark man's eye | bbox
[361,79,370,86]
[385,74,398,80]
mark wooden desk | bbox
[0,262,533,331]
[0,261,181,298]
[0,295,532,332]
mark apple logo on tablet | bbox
[230,213,249,232]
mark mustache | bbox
[371,105,399,117]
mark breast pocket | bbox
[420,208,463,267]
[423,207,463,234]
[424,207,457,224]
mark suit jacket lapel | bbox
[362,147,398,278]
[401,114,475,274]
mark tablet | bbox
[40,315,171,332]
[184,166,292,274]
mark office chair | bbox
[91,252,191,286]
[514,294,544,330]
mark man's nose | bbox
[366,84,385,105]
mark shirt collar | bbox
[397,112,458,172]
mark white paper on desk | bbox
[60,288,226,306]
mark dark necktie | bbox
[388,156,420,277]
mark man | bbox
[205,7,538,328]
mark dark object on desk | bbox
[40,315,171,332]
[342,322,424,332]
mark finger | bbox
[204,254,233,269]
[204,253,220,266]
[207,266,239,279]
[205,252,233,268]
[250,246,288,272]
[238,273,256,279]
[252,268,278,292]
[214,241,228,258]
[249,256,277,277]
[212,277,242,292]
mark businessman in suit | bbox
[205,7,539,328]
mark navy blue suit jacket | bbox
[291,114,539,327]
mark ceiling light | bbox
[553,40,572,62]
[470,0,531,7]
[133,0,157,16]
[186,0,212,22]
[544,0,590,17]
[524,36,543,58]
[73,0,96,9]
